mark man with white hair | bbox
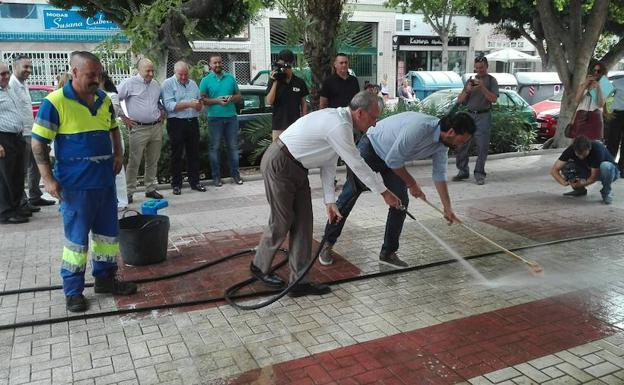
[118,58,165,203]
[161,60,205,195]
[251,91,401,298]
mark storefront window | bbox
[0,3,37,19]
[447,51,466,74]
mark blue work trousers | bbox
[60,187,119,296]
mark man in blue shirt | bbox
[199,54,242,187]
[161,61,205,195]
[319,111,476,268]
[550,135,618,204]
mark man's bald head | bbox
[137,58,154,82]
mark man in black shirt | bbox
[319,53,360,109]
[550,135,619,204]
[266,49,309,141]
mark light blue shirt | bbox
[366,111,449,182]
[612,76,624,111]
[161,75,200,119]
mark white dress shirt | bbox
[279,107,386,203]
[8,75,34,135]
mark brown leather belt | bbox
[276,138,307,171]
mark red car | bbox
[28,85,54,118]
[532,93,563,139]
[536,108,560,139]
[531,92,563,115]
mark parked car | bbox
[531,92,563,116]
[535,108,560,139]
[28,85,54,118]
[236,85,272,166]
[417,88,538,130]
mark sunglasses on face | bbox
[0,71,9,76]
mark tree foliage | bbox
[49,0,272,63]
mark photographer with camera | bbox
[550,135,618,204]
[266,49,309,141]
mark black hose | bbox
[224,238,328,310]
[0,229,623,330]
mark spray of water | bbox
[414,218,488,283]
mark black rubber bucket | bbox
[119,211,170,266]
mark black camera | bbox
[271,62,289,80]
[562,160,578,182]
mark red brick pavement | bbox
[228,287,624,385]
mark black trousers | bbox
[166,117,200,187]
[0,132,25,219]
[606,110,624,172]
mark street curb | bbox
[144,148,561,192]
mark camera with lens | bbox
[271,62,289,80]
[562,160,578,182]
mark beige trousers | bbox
[125,122,163,195]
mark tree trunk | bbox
[535,0,609,148]
[303,0,345,110]
[440,33,449,71]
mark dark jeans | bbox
[0,132,25,219]
[208,116,240,180]
[167,117,200,187]
[606,110,624,173]
[324,135,408,256]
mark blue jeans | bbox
[599,161,618,197]
[209,116,240,180]
[324,136,408,256]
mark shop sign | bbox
[43,9,120,31]
[397,36,469,47]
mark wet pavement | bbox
[1,149,624,384]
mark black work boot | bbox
[94,277,138,295]
[66,294,88,312]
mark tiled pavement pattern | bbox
[1,150,624,384]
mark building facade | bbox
[1,0,539,96]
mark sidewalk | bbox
[1,150,624,385]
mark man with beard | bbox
[200,54,243,187]
[31,51,137,312]
[10,55,56,210]
[318,111,476,268]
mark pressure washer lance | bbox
[413,200,544,276]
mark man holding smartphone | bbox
[453,56,498,185]
[200,54,243,187]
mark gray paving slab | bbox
[1,150,624,384]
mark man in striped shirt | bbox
[0,62,28,224]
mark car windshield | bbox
[418,90,458,113]
[549,93,563,102]
[29,89,50,104]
